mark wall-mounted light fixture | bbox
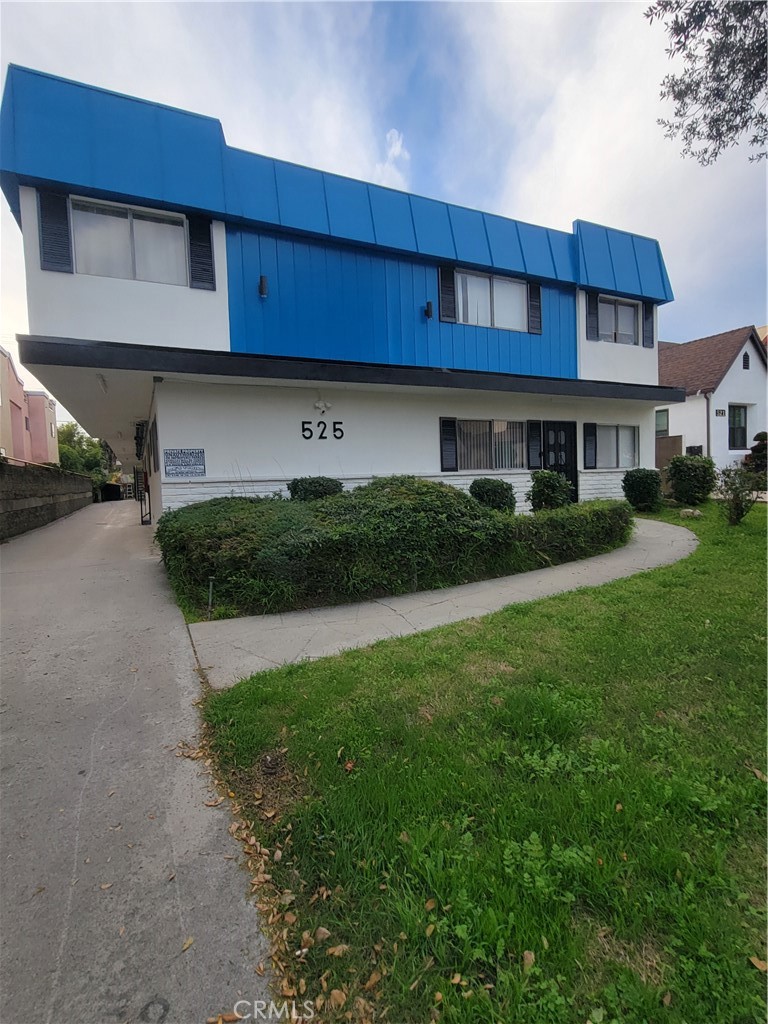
[314,399,332,413]
[424,300,433,320]
[259,275,268,299]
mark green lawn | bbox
[204,505,767,1023]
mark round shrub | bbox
[527,470,573,511]
[744,430,767,476]
[469,477,516,512]
[666,455,716,506]
[287,476,343,501]
[621,468,662,512]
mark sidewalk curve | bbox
[190,518,698,690]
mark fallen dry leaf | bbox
[615,802,623,812]
[749,955,767,972]
[315,926,331,942]
[523,950,535,973]
[745,763,768,783]
[451,973,462,985]
[327,944,350,957]
[273,848,282,862]
[425,898,437,912]
[181,937,194,952]
[100,883,113,891]
[399,830,411,844]
[328,989,346,1010]
[283,912,297,925]
[662,991,673,1007]
[434,992,443,1003]
[363,970,382,991]
[425,924,435,938]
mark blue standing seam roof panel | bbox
[0,65,674,303]
[224,148,280,224]
[324,173,375,244]
[273,161,329,236]
[410,195,455,259]
[448,205,490,266]
[483,213,526,275]
[517,222,556,281]
[369,186,416,251]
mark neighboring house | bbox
[0,344,58,463]
[657,327,767,468]
[0,65,684,522]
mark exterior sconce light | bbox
[258,275,268,298]
[424,300,433,319]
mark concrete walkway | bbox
[190,518,698,690]
[0,503,268,1024]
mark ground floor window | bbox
[457,419,526,471]
[655,409,669,437]
[728,405,747,449]
[584,422,638,469]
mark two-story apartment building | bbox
[0,66,683,522]
[0,344,58,464]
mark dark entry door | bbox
[542,421,578,501]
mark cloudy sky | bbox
[1,1,765,421]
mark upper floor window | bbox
[37,191,216,290]
[71,201,188,286]
[439,267,542,334]
[743,352,750,369]
[456,271,528,331]
[586,293,654,348]
[598,297,638,345]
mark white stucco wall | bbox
[709,343,767,468]
[660,393,707,453]
[576,290,659,385]
[152,379,657,513]
[20,186,230,350]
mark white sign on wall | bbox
[164,448,206,477]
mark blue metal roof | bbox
[0,65,674,303]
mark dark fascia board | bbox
[17,335,687,404]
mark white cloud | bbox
[373,128,411,190]
[441,2,766,340]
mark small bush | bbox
[287,476,343,501]
[156,478,632,617]
[469,477,517,512]
[717,464,761,525]
[666,455,716,505]
[527,470,573,511]
[622,468,662,512]
[743,431,767,477]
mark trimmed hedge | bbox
[667,455,716,505]
[469,477,516,512]
[527,470,573,510]
[287,476,343,500]
[622,468,662,512]
[156,477,633,618]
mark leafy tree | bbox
[56,423,108,486]
[646,0,768,164]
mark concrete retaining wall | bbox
[0,461,92,541]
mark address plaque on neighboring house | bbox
[163,448,206,477]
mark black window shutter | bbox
[642,302,654,348]
[38,192,73,273]
[440,418,458,472]
[584,423,597,469]
[188,217,216,290]
[438,267,456,322]
[586,292,599,341]
[527,420,543,469]
[527,283,542,334]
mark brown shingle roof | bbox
[658,326,765,396]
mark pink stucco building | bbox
[0,346,58,464]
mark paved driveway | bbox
[0,502,268,1024]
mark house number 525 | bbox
[301,420,344,440]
